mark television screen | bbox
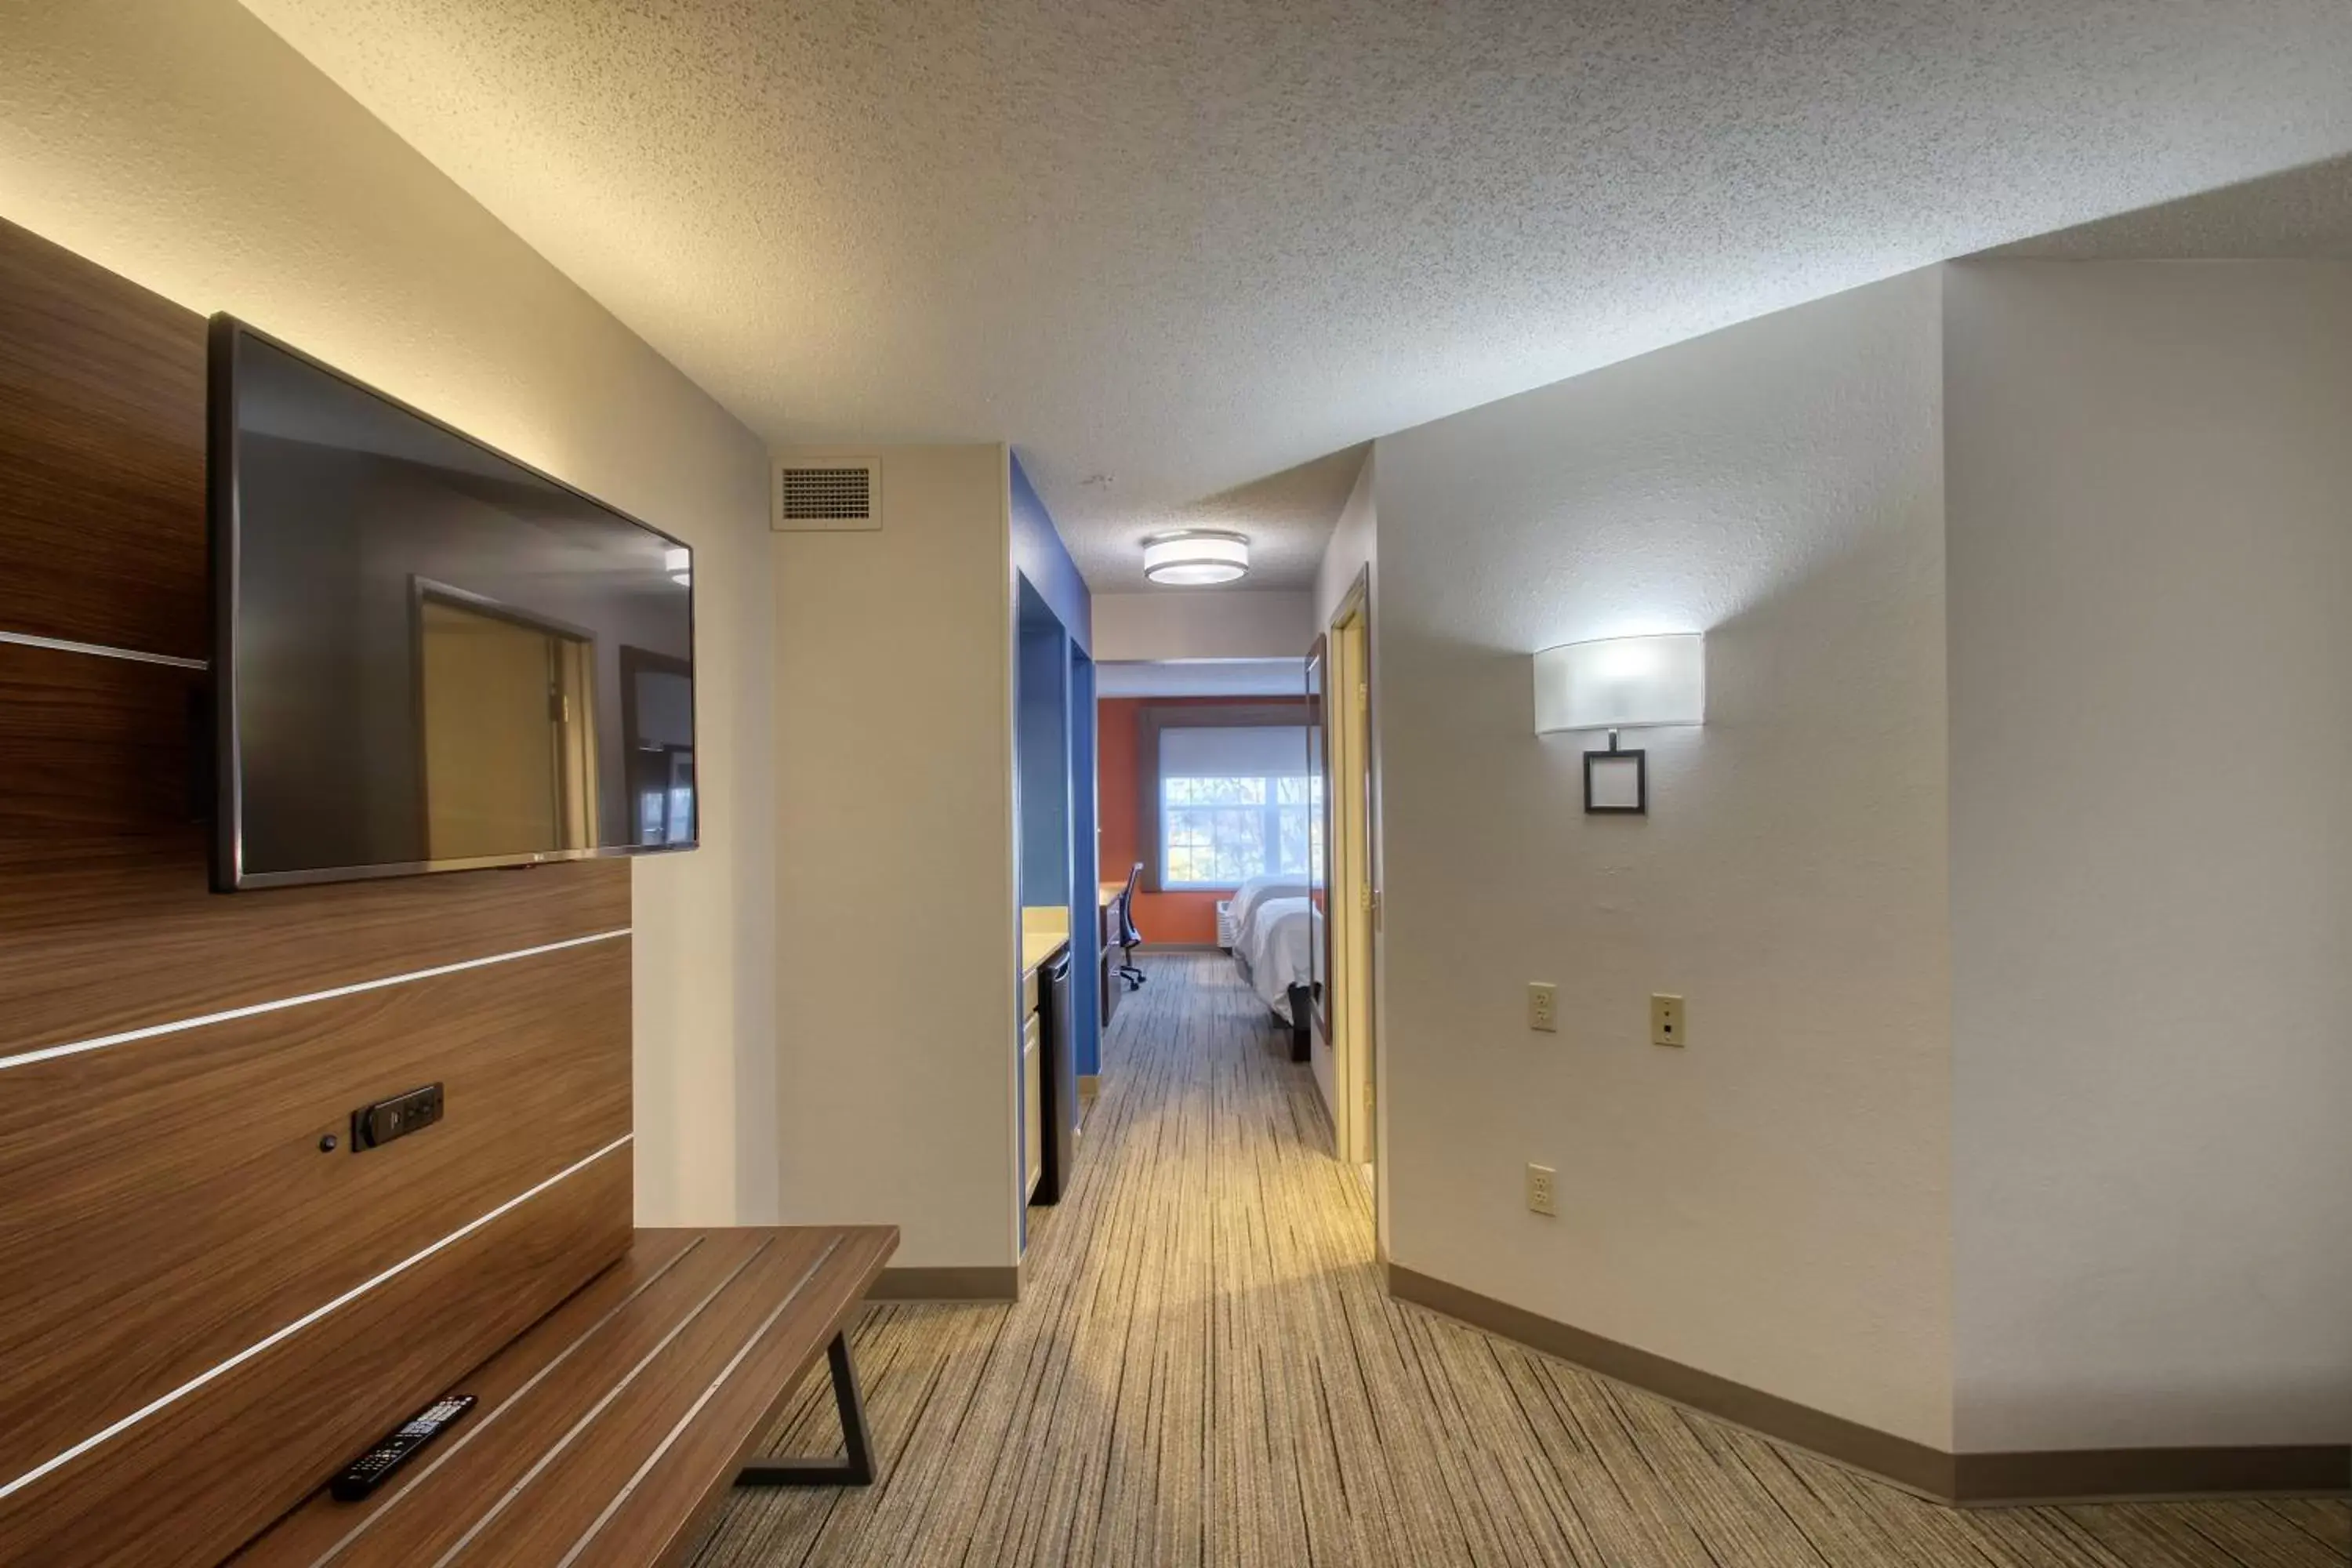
[210,318,697,890]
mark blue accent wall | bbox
[1016,584,1071,906]
[1008,451,1102,1230]
[1009,451,1091,656]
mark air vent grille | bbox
[773,456,881,531]
[781,467,869,521]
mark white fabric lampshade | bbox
[1533,633,1705,733]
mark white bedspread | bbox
[1235,894,1319,1024]
[1227,873,1308,952]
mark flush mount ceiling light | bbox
[1142,530,1249,586]
[664,546,691,586]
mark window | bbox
[1158,724,1321,889]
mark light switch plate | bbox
[1650,993,1686,1047]
[1528,982,1559,1033]
[1526,1163,1557,1216]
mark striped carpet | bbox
[692,954,2349,1567]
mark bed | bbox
[1226,874,1319,1061]
[1225,873,1306,952]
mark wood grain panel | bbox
[0,206,641,1567]
[0,938,630,1492]
[0,216,206,659]
[0,831,629,1059]
[0,1148,633,1568]
[0,642,631,1060]
[0,639,203,840]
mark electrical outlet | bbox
[1527,982,1558,1033]
[1525,1163,1558,1216]
[1650,993,1686,1047]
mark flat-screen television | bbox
[209,317,698,891]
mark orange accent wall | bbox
[1097,695,1308,947]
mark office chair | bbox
[1116,860,1149,990]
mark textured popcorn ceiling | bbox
[238,0,2352,589]
[1091,445,1368,593]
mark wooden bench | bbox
[230,1224,897,1568]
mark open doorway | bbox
[416,586,600,860]
[1310,568,1376,1202]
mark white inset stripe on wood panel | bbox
[0,627,209,670]
[0,928,632,1073]
[0,1134,634,1508]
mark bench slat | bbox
[554,1227,896,1566]
[226,1228,714,1566]
[230,1225,896,1568]
[307,1230,775,1568]
[452,1230,844,1565]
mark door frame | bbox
[411,576,601,858]
[1315,567,1377,1192]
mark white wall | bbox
[0,0,779,1226]
[1946,260,2352,1452]
[1316,452,1377,628]
[1092,590,1312,661]
[1095,659,1303,698]
[1374,271,1955,1448]
[771,445,1021,1269]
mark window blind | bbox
[1159,724,1311,779]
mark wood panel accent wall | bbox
[0,216,635,1567]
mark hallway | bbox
[693,956,2347,1567]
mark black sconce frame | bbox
[1583,729,1647,815]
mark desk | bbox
[1098,883,1131,1029]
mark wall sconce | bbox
[1532,633,1706,815]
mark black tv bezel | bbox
[208,314,701,891]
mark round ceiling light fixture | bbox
[1142,530,1250,586]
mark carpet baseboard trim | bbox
[1385,1264,1955,1499]
[868,1265,1022,1303]
[1385,1265,2351,1506]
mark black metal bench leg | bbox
[737,1331,875,1487]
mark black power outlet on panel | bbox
[350,1083,445,1152]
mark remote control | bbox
[329,1395,476,1501]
